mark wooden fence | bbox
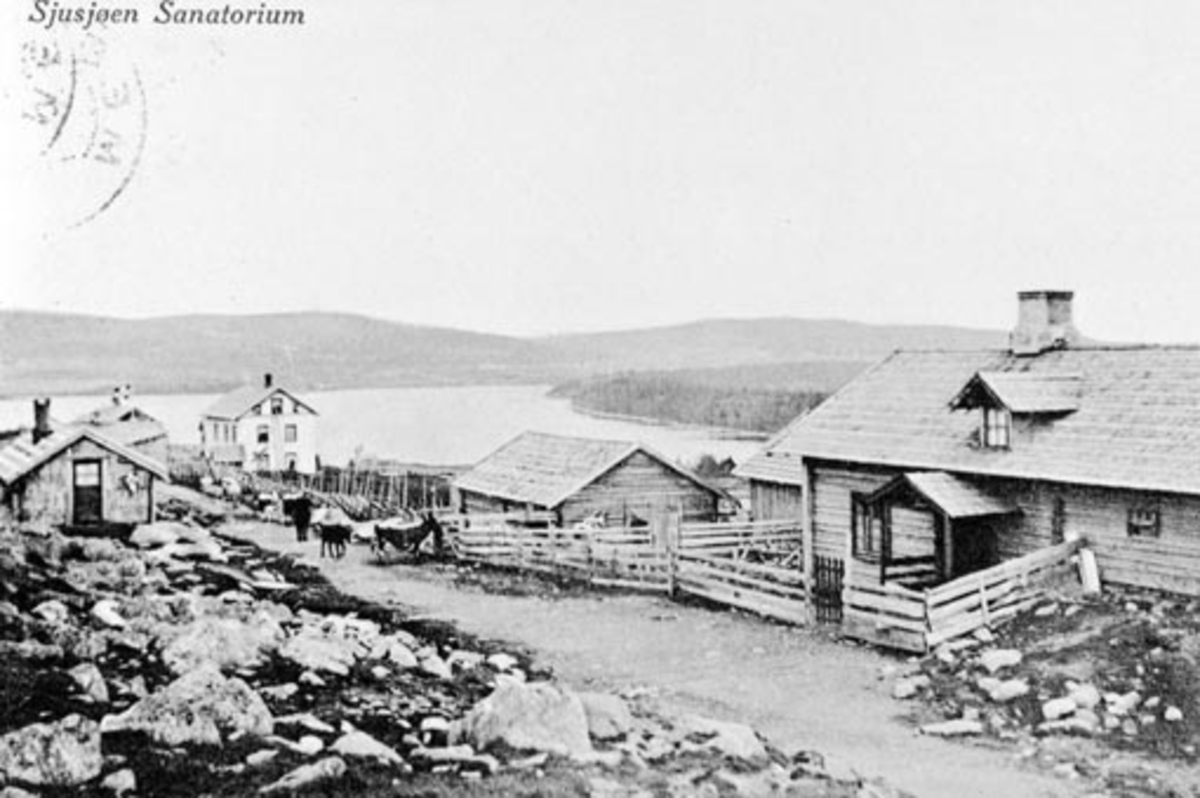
[448,517,806,616]
[843,539,1082,653]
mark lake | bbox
[0,385,767,468]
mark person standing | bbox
[291,492,313,542]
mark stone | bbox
[91,600,127,629]
[447,650,485,671]
[101,665,273,746]
[130,522,187,548]
[246,750,278,767]
[280,628,358,676]
[329,730,405,766]
[676,715,768,763]
[32,600,70,626]
[260,684,299,701]
[452,681,592,758]
[0,714,102,786]
[579,692,633,741]
[1106,691,1141,716]
[978,649,1022,674]
[920,719,984,737]
[258,756,346,794]
[161,615,285,676]
[420,717,451,746]
[891,675,930,700]
[371,665,390,681]
[69,662,110,704]
[1037,717,1097,737]
[420,653,453,680]
[487,653,519,672]
[292,736,324,756]
[101,768,136,796]
[1042,697,1077,721]
[276,713,336,735]
[1165,706,1184,722]
[981,678,1029,703]
[1068,683,1102,710]
[299,671,326,688]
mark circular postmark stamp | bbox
[10,29,147,231]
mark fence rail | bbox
[843,539,1082,652]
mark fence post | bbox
[666,510,680,596]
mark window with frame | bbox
[257,425,269,444]
[284,424,297,443]
[1127,506,1161,538]
[851,493,881,560]
[270,397,284,415]
[982,407,1011,448]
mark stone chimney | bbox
[1010,290,1080,356]
[32,398,51,444]
[263,373,273,389]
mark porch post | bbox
[941,511,954,581]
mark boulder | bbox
[330,730,405,766]
[420,653,453,680]
[978,649,1022,674]
[920,719,984,737]
[487,653,520,672]
[891,675,930,700]
[1106,691,1141,716]
[452,681,592,758]
[91,600,127,629]
[32,600,70,626]
[130,523,187,549]
[258,756,346,794]
[579,693,633,741]
[69,662,110,704]
[279,628,358,676]
[0,714,102,786]
[1068,682,1102,710]
[101,768,137,796]
[161,615,285,676]
[676,715,768,763]
[1042,697,1077,721]
[978,677,1029,703]
[101,665,273,746]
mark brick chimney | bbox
[1010,290,1080,356]
[263,373,273,389]
[32,398,51,444]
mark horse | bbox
[313,506,352,558]
[372,512,445,562]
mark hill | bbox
[0,310,1006,397]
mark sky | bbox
[4,1,1200,342]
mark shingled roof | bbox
[738,345,1200,496]
[201,385,318,420]
[454,431,724,509]
[0,428,168,486]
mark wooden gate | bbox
[813,554,844,623]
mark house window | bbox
[1128,506,1161,538]
[285,453,298,471]
[851,493,881,560]
[982,407,1011,448]
[257,425,269,444]
[252,404,262,415]
[270,397,284,415]
[284,424,297,443]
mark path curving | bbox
[229,522,1083,798]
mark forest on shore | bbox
[550,361,867,434]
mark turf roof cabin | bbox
[0,399,168,532]
[739,290,1200,599]
[199,373,319,474]
[453,431,732,526]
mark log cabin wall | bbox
[16,438,154,526]
[809,460,902,561]
[559,452,719,526]
[748,480,804,522]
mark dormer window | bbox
[982,407,1011,448]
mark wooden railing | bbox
[843,539,1082,652]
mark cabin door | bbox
[73,460,103,525]
[951,518,998,576]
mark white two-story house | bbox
[199,373,319,474]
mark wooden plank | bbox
[676,576,808,625]
[842,588,926,621]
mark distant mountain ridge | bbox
[0,310,1007,397]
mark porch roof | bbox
[869,471,1018,520]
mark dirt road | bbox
[228,521,1082,798]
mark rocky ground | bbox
[887,583,1200,797]
[0,493,910,797]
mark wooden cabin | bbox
[739,290,1200,618]
[0,401,168,531]
[453,431,730,526]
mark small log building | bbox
[453,431,730,526]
